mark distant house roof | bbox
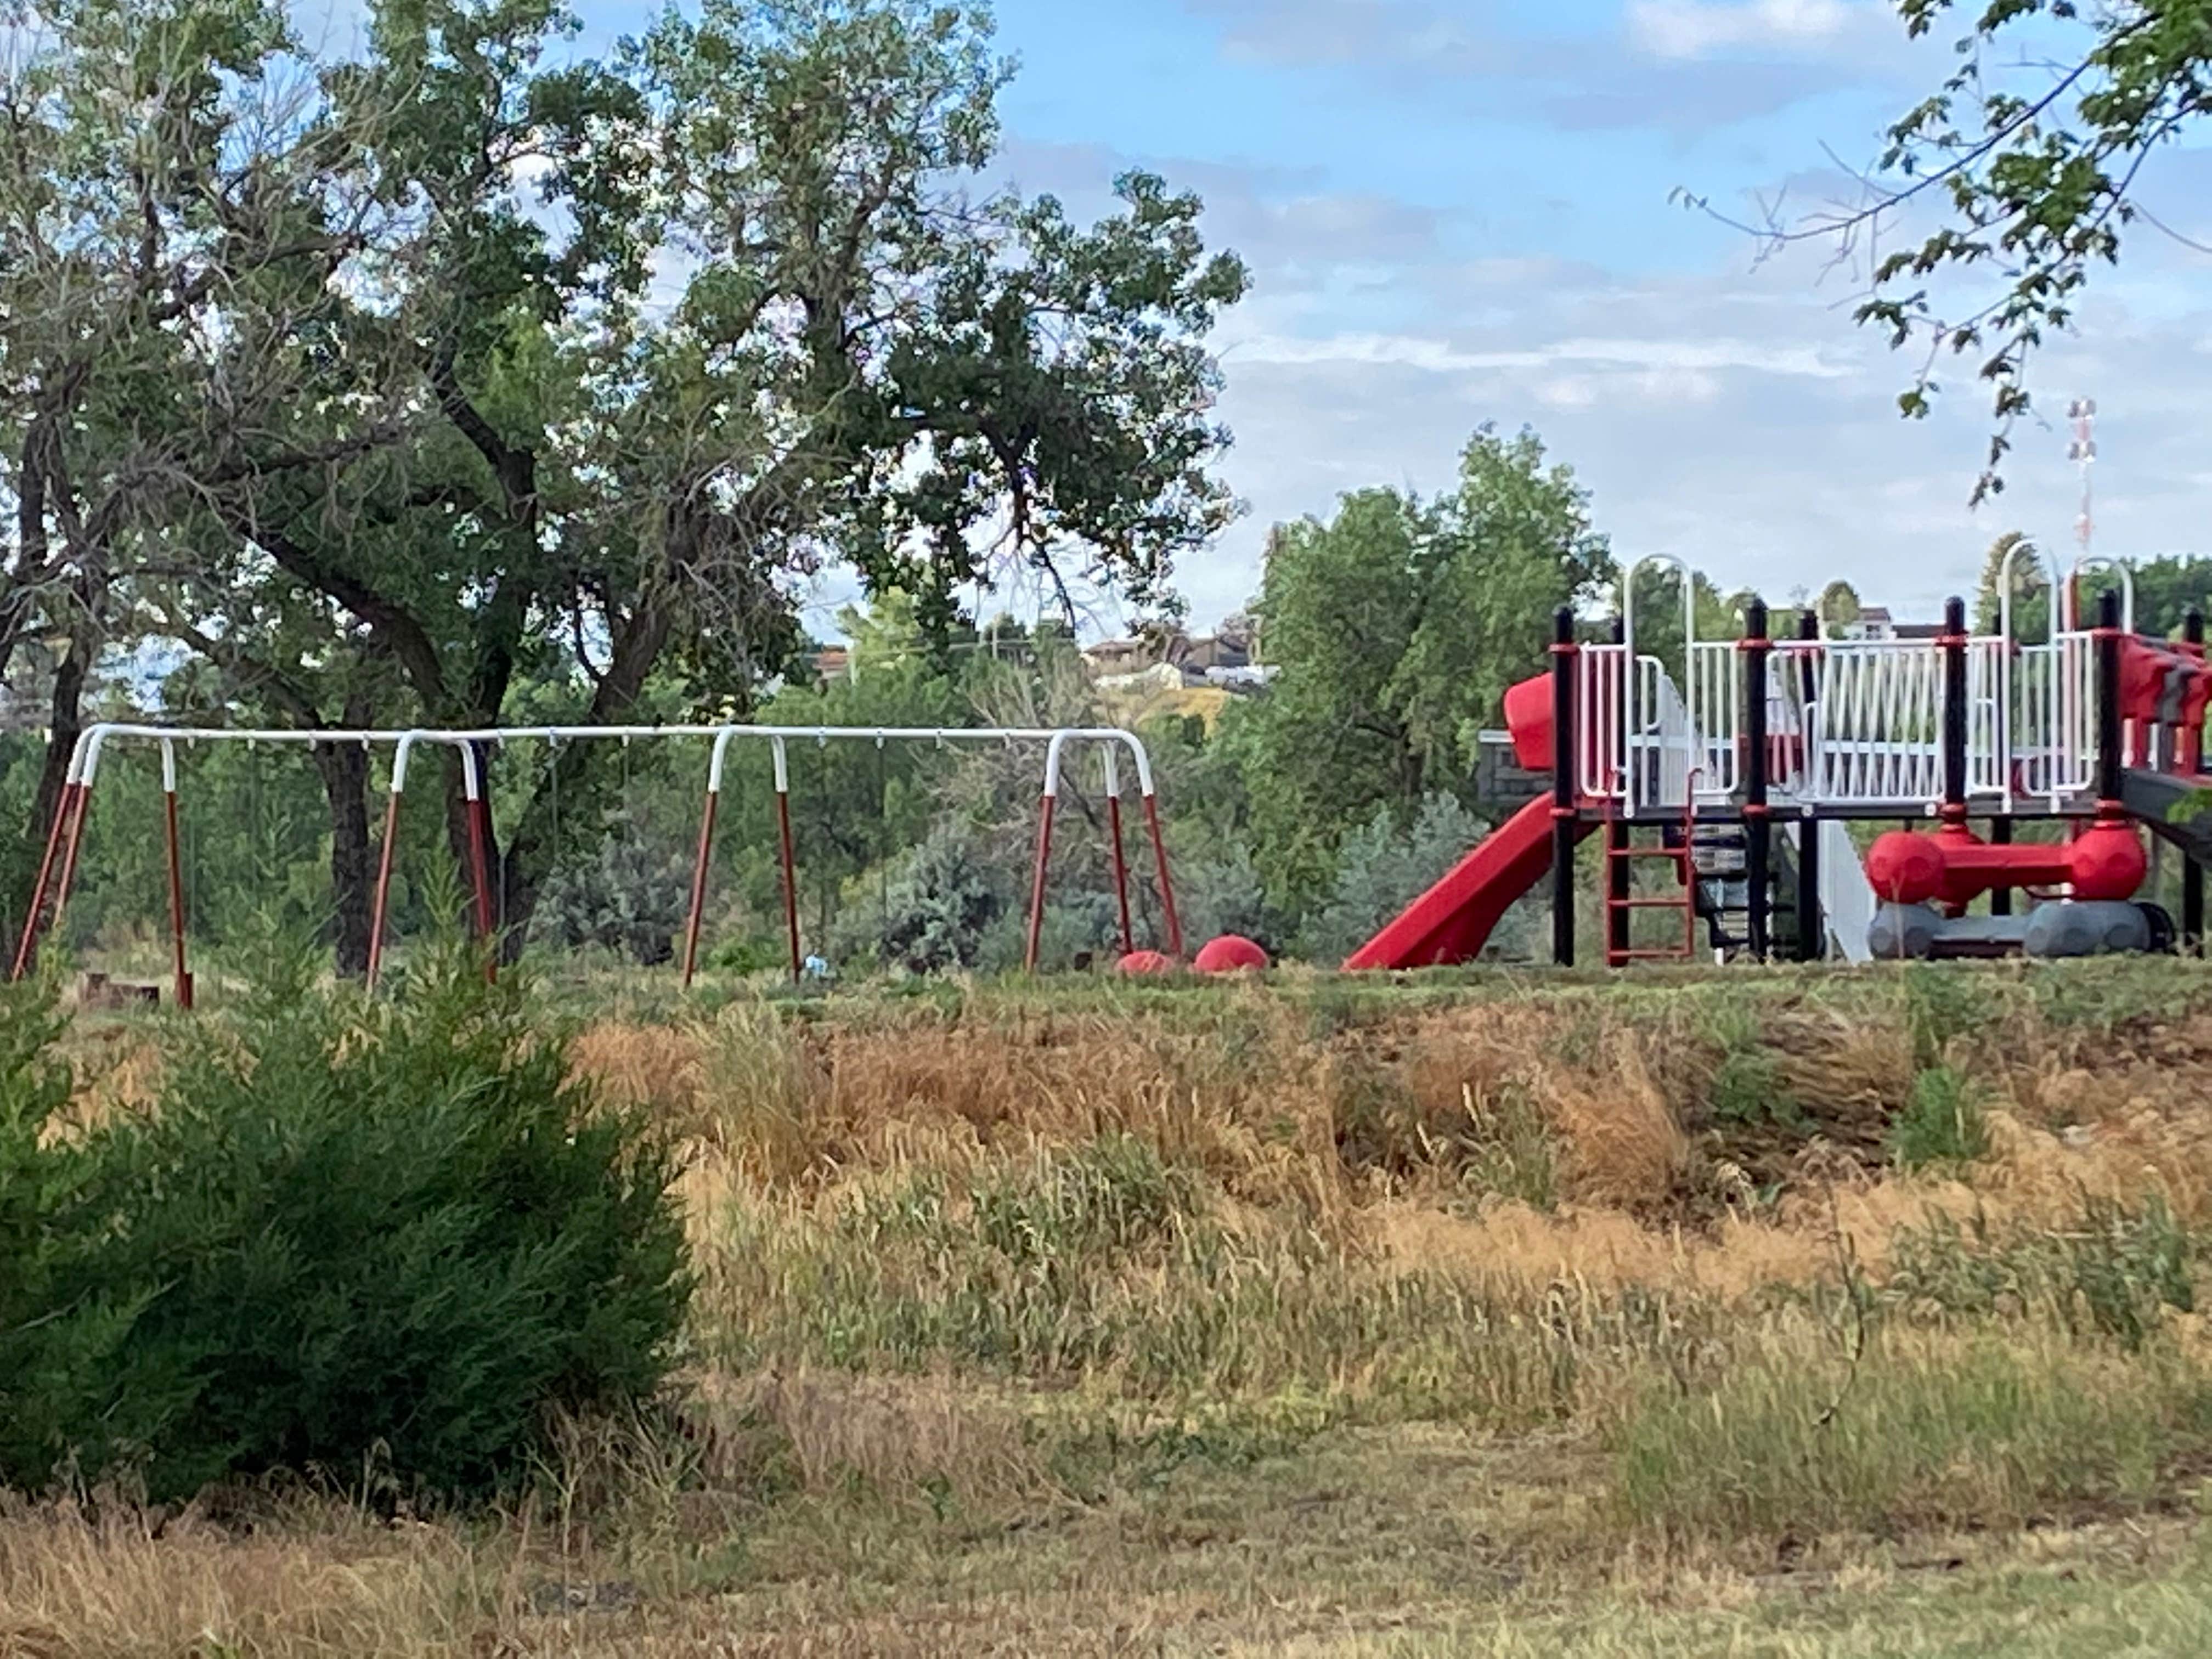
[1083,637,1153,669]
[1172,634,1250,673]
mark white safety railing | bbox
[1577,642,1631,800]
[2013,635,2097,805]
[1769,640,1818,799]
[1966,636,2008,800]
[1801,640,1945,805]
[1687,640,1740,798]
[1643,661,1697,809]
[1578,555,2115,817]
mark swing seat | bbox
[1115,949,1176,975]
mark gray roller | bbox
[2023,900,2153,958]
[1866,902,1942,960]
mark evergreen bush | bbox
[0,942,691,1503]
[834,822,1005,974]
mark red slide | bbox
[1342,796,1591,970]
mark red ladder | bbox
[1602,789,1701,967]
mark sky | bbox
[965,0,2212,635]
[550,0,2212,637]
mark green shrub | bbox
[0,974,105,1481]
[535,806,694,965]
[1888,1064,1990,1169]
[836,821,1004,974]
[0,941,691,1503]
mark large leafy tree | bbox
[0,0,399,912]
[1231,426,1613,907]
[251,0,1242,947]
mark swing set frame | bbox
[10,721,1182,1003]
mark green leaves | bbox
[1234,426,1613,910]
[1849,0,2212,498]
[1,0,1247,958]
[0,943,691,1502]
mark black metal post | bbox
[1606,614,1629,966]
[2187,609,2205,954]
[1989,816,2013,916]
[1551,606,1577,968]
[1742,598,1771,961]
[2096,587,2123,807]
[1940,595,1969,828]
[1790,609,1823,958]
[1794,810,1821,961]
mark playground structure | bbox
[1346,550,2212,970]
[9,723,1183,1006]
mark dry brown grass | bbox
[25,963,2212,1655]
[573,969,2212,1311]
[0,1492,503,1657]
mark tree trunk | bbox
[312,737,375,978]
[12,651,88,957]
[476,600,678,964]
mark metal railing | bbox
[1593,552,2112,816]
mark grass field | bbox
[13,957,2212,1655]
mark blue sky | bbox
[544,0,2212,636]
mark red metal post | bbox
[1024,792,1057,973]
[680,787,720,989]
[163,785,192,1011]
[1105,789,1134,956]
[1141,792,1183,960]
[11,780,76,981]
[365,787,403,991]
[50,776,92,928]
[775,787,802,982]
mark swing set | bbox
[9,721,1183,1006]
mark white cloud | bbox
[1225,330,1853,380]
[1627,0,1861,59]
[1175,262,2212,631]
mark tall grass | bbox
[1613,1325,2212,1539]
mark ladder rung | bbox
[1611,847,1690,859]
[1614,948,1696,960]
[1609,896,1695,909]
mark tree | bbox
[1976,545,2211,641]
[1621,562,1752,668]
[1689,0,2212,498]
[1233,426,1613,908]
[184,0,1247,954]
[0,0,402,918]
[2112,555,2212,639]
[1301,793,1491,965]
[7,0,1246,963]
[1818,580,1864,639]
